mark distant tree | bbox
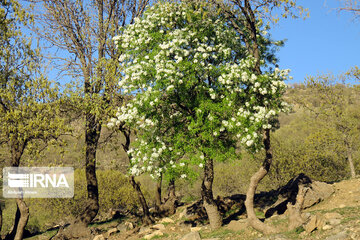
[270,111,349,186]
[0,0,66,239]
[109,0,289,229]
[303,71,360,178]
[29,0,149,230]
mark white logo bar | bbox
[3,167,74,198]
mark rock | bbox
[325,231,348,240]
[339,204,346,208]
[160,217,175,224]
[322,224,333,230]
[53,222,92,240]
[304,214,324,233]
[265,174,334,218]
[117,223,127,232]
[144,230,164,239]
[125,221,134,230]
[180,231,201,240]
[104,227,118,238]
[179,208,188,219]
[303,181,334,208]
[190,226,202,232]
[139,226,152,235]
[93,234,105,240]
[152,223,166,230]
[226,219,248,231]
[37,236,51,240]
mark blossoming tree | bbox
[109,1,289,229]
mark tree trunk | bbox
[129,176,154,225]
[79,113,101,224]
[161,179,177,216]
[0,202,2,233]
[119,125,153,224]
[14,199,29,240]
[155,175,162,212]
[346,147,356,178]
[6,199,29,240]
[6,205,20,240]
[245,129,277,234]
[287,185,309,231]
[201,157,222,229]
[6,139,29,240]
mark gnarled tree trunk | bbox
[202,157,222,229]
[245,129,276,234]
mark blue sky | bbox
[270,0,360,84]
[34,0,359,86]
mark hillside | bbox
[24,177,360,240]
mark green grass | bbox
[151,233,169,239]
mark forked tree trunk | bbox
[201,157,222,229]
[79,113,101,224]
[129,176,154,225]
[245,129,277,234]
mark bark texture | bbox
[201,157,222,229]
